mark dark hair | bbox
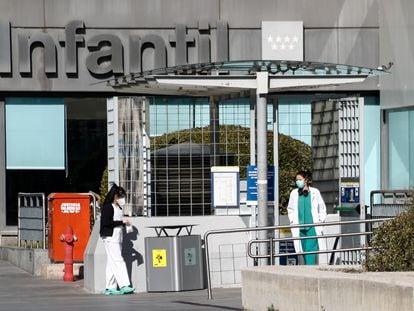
[296,170,310,180]
[296,170,311,195]
[102,183,126,206]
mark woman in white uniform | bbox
[100,184,135,295]
[287,171,327,265]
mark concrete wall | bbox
[242,266,414,311]
[0,0,379,92]
[84,213,341,293]
[0,247,49,276]
[84,215,253,293]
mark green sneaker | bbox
[120,286,135,294]
[104,288,122,295]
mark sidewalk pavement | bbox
[0,260,242,311]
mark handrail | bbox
[247,231,373,264]
[248,231,373,265]
[204,217,389,300]
[81,192,97,221]
[249,245,373,259]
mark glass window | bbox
[364,99,380,205]
[301,112,312,124]
[289,104,301,113]
[388,109,414,188]
[279,112,290,125]
[289,113,301,125]
[6,97,107,226]
[279,124,290,135]
[300,124,311,135]
[278,97,312,146]
[5,98,65,169]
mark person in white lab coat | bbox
[287,171,327,265]
[100,184,135,295]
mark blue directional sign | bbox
[246,165,275,203]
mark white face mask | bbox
[117,197,126,207]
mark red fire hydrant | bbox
[60,225,78,282]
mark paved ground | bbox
[0,260,243,311]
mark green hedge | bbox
[99,166,108,203]
[365,197,414,271]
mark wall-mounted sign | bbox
[211,166,240,208]
[0,20,229,79]
[246,165,275,205]
[262,21,303,61]
[340,182,360,204]
[0,19,305,80]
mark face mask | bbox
[296,180,305,189]
[117,198,126,206]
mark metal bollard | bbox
[59,226,78,282]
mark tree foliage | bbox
[99,166,108,203]
[365,197,414,271]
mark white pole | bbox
[273,97,279,265]
[256,72,269,266]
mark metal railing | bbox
[248,230,373,265]
[369,190,411,219]
[82,192,98,222]
[17,193,46,248]
[203,217,389,300]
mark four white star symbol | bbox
[267,34,300,52]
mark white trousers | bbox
[103,239,130,289]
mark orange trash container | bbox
[48,193,91,262]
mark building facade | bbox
[0,0,412,235]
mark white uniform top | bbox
[103,203,123,243]
[287,187,327,254]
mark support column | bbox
[272,97,279,265]
[358,97,366,246]
[209,96,220,167]
[0,100,6,232]
[249,92,256,166]
[256,72,269,265]
[380,109,388,189]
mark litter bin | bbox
[145,224,204,292]
[48,193,91,262]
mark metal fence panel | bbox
[18,193,46,248]
[370,190,411,218]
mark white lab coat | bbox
[287,187,327,257]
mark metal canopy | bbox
[106,59,388,272]
[108,60,388,96]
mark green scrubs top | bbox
[298,192,318,265]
